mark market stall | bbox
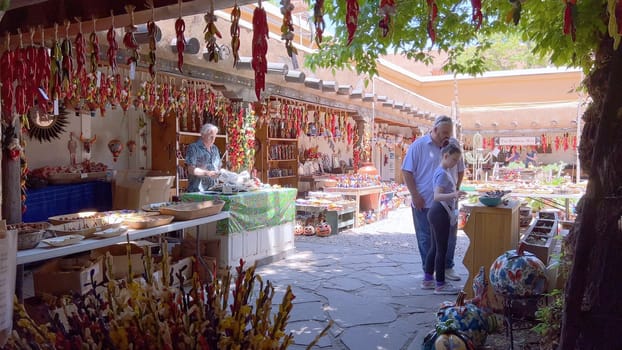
[181,188,296,266]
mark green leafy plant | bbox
[532,289,564,350]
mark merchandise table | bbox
[181,188,297,267]
[508,192,583,219]
[324,186,383,227]
[15,212,230,299]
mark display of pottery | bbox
[315,222,331,237]
[437,292,489,348]
[489,245,547,297]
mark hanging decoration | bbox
[313,0,325,46]
[79,133,97,155]
[345,0,359,45]
[123,5,140,69]
[1,35,13,121]
[127,140,137,155]
[27,105,69,142]
[61,21,74,105]
[280,0,296,57]
[228,104,257,173]
[107,12,118,73]
[147,2,157,79]
[175,0,186,72]
[252,2,269,100]
[89,18,99,74]
[506,0,522,25]
[204,1,222,62]
[50,24,63,107]
[563,0,577,41]
[108,138,124,162]
[471,0,483,30]
[426,0,438,44]
[230,2,241,67]
[378,0,396,37]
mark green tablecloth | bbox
[182,188,297,234]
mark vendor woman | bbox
[186,123,222,192]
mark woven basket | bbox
[159,200,225,220]
[9,222,51,250]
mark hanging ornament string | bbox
[1,34,13,120]
[37,25,50,111]
[345,0,359,45]
[280,0,296,57]
[89,18,99,74]
[107,10,118,73]
[252,1,268,100]
[15,29,29,128]
[313,0,325,46]
[50,24,62,106]
[123,5,139,68]
[378,0,395,38]
[75,18,87,81]
[61,20,74,103]
[471,0,483,30]
[204,0,222,62]
[563,0,577,42]
[426,0,438,44]
[175,0,186,72]
[147,0,157,79]
[230,1,241,67]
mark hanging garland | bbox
[345,0,359,45]
[123,5,139,67]
[227,104,256,173]
[252,3,268,100]
[313,0,325,46]
[89,19,99,74]
[280,0,296,57]
[230,3,241,67]
[204,2,222,63]
[175,0,186,72]
[106,14,118,73]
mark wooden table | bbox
[325,186,382,227]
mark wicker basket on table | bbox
[9,222,52,250]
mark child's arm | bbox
[433,186,460,202]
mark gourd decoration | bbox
[437,292,488,348]
[303,225,315,236]
[489,243,547,297]
[294,223,304,236]
[315,222,331,237]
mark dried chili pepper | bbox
[0,48,14,117]
[50,31,63,100]
[505,0,521,25]
[471,0,483,30]
[426,0,438,44]
[89,29,99,73]
[252,5,269,100]
[204,11,222,62]
[61,35,74,96]
[75,27,87,78]
[175,18,186,72]
[313,0,325,46]
[346,0,359,45]
[107,26,118,72]
[563,0,577,41]
[123,5,139,66]
[230,4,241,67]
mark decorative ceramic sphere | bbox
[303,225,316,236]
[437,292,488,347]
[294,224,304,236]
[316,222,331,237]
[489,245,547,297]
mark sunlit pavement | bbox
[256,207,470,350]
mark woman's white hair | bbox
[200,123,219,136]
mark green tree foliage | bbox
[304,0,607,76]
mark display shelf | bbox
[268,175,297,180]
[254,117,299,188]
[269,138,297,142]
[324,186,382,227]
[268,159,298,162]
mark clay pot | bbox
[316,222,332,237]
[357,162,379,176]
[489,244,547,297]
[303,225,316,236]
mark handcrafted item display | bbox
[158,200,225,220]
[41,234,84,247]
[47,217,123,238]
[489,245,547,297]
[123,214,174,229]
[437,292,490,348]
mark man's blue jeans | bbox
[412,206,456,269]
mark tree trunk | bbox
[560,37,622,349]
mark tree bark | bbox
[560,37,622,349]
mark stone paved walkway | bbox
[256,206,471,350]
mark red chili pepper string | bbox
[0,50,14,118]
[313,0,325,46]
[378,0,395,37]
[175,18,186,72]
[563,0,577,41]
[123,30,139,65]
[231,4,241,67]
[61,36,74,100]
[471,0,483,30]
[89,31,99,73]
[107,26,118,72]
[426,0,438,44]
[147,20,157,78]
[75,31,86,77]
[345,0,359,45]
[281,0,296,57]
[252,6,268,100]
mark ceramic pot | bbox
[437,292,488,347]
[316,222,331,237]
[489,244,547,297]
[294,224,304,236]
[303,225,316,236]
[357,162,378,176]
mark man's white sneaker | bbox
[445,268,461,281]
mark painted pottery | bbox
[315,222,331,237]
[294,224,304,236]
[303,225,315,236]
[489,244,547,297]
[437,292,488,347]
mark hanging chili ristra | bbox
[61,21,74,100]
[123,5,139,66]
[230,3,241,67]
[107,25,118,72]
[471,0,483,30]
[252,4,268,101]
[75,22,87,79]
[378,0,395,38]
[1,35,14,118]
[426,0,438,44]
[175,17,186,72]
[563,0,577,41]
[147,20,157,78]
[50,24,63,102]
[281,0,296,57]
[345,0,359,45]
[204,8,222,62]
[89,21,99,73]
[505,0,522,25]
[313,0,325,46]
